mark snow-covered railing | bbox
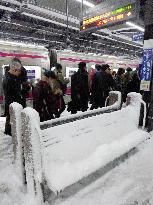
[18,92,149,202]
[21,108,44,203]
[10,102,25,185]
[40,91,122,130]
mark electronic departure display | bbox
[80,3,136,31]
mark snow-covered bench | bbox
[10,92,148,203]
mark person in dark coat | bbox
[3,58,30,110]
[90,64,114,109]
[12,58,31,108]
[33,71,55,122]
[69,62,89,114]
[55,63,69,116]
[124,67,133,99]
[3,60,23,136]
[115,68,125,101]
[130,67,141,93]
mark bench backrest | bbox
[40,91,122,130]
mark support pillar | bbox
[143,0,153,131]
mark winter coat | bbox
[88,68,96,91]
[48,78,62,95]
[115,75,125,93]
[90,71,114,108]
[3,66,29,108]
[70,69,89,112]
[33,80,55,122]
[130,71,140,93]
[3,72,23,115]
[57,72,68,94]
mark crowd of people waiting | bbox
[2,58,141,136]
[68,62,140,114]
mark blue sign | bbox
[27,70,35,79]
[140,49,152,81]
[132,33,144,41]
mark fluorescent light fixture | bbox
[126,22,145,32]
[0,39,45,49]
[75,0,95,8]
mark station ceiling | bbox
[0,0,144,60]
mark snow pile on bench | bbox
[42,98,148,192]
[20,93,148,196]
[9,92,149,202]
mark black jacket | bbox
[71,69,89,112]
[33,80,55,122]
[3,72,23,113]
[91,71,114,107]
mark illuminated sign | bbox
[80,3,136,31]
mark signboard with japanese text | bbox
[132,33,144,41]
[140,49,152,91]
[27,70,35,79]
[80,3,137,31]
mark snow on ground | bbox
[54,137,153,205]
[0,118,40,205]
[0,116,153,205]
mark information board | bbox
[80,3,136,31]
[27,70,35,79]
[140,49,152,91]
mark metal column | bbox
[66,0,69,47]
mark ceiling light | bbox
[75,0,95,8]
[126,22,145,32]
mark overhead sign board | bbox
[132,33,144,41]
[80,3,137,31]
